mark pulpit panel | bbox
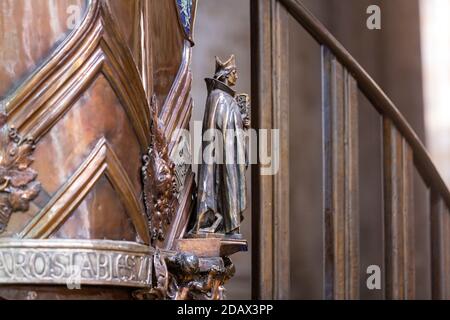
[0,0,88,97]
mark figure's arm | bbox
[242,112,251,130]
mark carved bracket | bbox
[133,251,235,300]
[142,96,178,244]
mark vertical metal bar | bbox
[430,190,445,299]
[251,0,290,299]
[383,118,415,299]
[402,139,415,299]
[344,59,360,301]
[430,190,450,299]
[446,205,450,299]
[322,46,360,300]
[251,0,274,300]
[272,0,291,300]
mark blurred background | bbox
[191,0,450,299]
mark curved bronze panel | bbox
[51,175,138,241]
[0,0,206,298]
[0,0,88,98]
[1,1,151,244]
[149,0,184,107]
[5,1,151,148]
[20,135,147,242]
[108,0,140,62]
[31,75,142,199]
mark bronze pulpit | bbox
[0,0,247,300]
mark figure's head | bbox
[214,55,238,87]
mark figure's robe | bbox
[196,78,247,233]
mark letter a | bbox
[366,5,381,30]
[366,265,381,290]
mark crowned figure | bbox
[192,55,250,239]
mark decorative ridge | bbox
[19,137,149,244]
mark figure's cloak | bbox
[196,78,247,233]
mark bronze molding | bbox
[160,43,193,144]
[0,238,235,297]
[0,239,153,288]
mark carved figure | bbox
[166,252,235,300]
[193,55,250,238]
[133,251,234,301]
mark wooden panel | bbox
[430,190,450,299]
[321,46,359,300]
[383,118,415,299]
[250,0,290,299]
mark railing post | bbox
[251,0,290,299]
[322,47,360,300]
[383,118,415,299]
[430,190,450,299]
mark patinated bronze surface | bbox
[133,251,235,300]
[0,0,88,98]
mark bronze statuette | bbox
[191,55,250,240]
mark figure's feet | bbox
[198,213,223,233]
[225,228,242,239]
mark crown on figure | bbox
[214,55,237,80]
